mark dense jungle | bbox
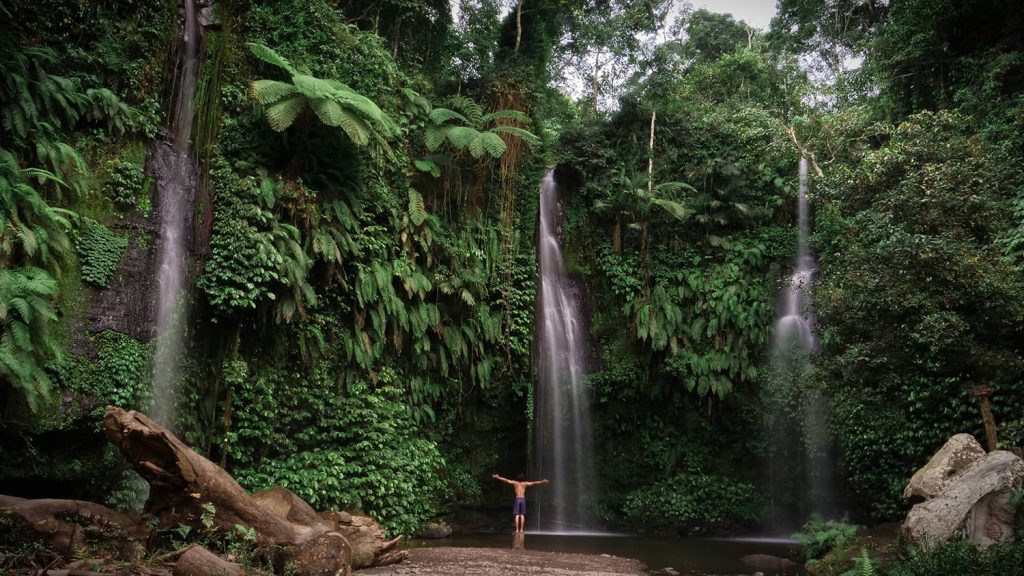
[2,1,1024,575]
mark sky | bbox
[691,0,778,30]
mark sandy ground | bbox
[359,546,648,576]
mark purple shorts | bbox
[513,497,526,516]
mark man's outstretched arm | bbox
[525,479,550,486]
[492,473,515,485]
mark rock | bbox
[903,433,986,503]
[754,572,765,576]
[902,448,1024,550]
[174,545,243,576]
[740,554,801,573]
[417,521,452,539]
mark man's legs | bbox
[515,514,524,533]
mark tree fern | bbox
[247,42,396,145]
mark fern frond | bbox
[407,188,427,226]
[479,132,507,158]
[490,125,540,145]
[264,94,306,131]
[250,79,299,105]
[428,107,468,126]
[247,42,298,75]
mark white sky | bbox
[691,0,778,30]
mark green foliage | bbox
[58,330,151,421]
[814,110,1024,520]
[198,165,314,321]
[425,95,539,160]
[0,267,60,410]
[793,515,858,562]
[104,160,151,215]
[232,381,447,536]
[75,219,128,288]
[622,473,762,532]
[247,42,398,145]
[887,541,1024,576]
[841,548,878,576]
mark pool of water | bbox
[408,532,805,575]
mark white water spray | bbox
[151,0,200,429]
[534,169,597,532]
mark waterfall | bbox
[150,0,201,429]
[533,169,597,532]
[767,157,834,531]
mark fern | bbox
[407,188,427,227]
[247,42,396,145]
[842,548,878,576]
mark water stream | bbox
[533,169,597,532]
[150,0,201,429]
[767,157,834,530]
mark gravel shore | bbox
[359,546,648,576]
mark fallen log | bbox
[172,545,243,576]
[103,407,299,545]
[0,497,149,561]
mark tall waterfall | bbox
[533,169,597,532]
[767,157,834,530]
[150,0,201,429]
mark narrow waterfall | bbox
[767,157,834,531]
[533,169,597,532]
[150,0,201,429]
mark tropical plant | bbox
[424,95,539,160]
[247,42,398,146]
[792,515,858,562]
[0,150,71,409]
[593,170,694,257]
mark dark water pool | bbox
[408,532,805,575]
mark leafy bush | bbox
[793,515,858,562]
[233,382,447,537]
[76,219,128,287]
[622,473,762,532]
[104,160,150,215]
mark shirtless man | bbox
[492,473,549,533]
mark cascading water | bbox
[150,0,201,429]
[767,157,834,531]
[533,169,597,532]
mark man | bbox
[492,473,549,533]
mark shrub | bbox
[793,515,858,562]
[888,540,1024,576]
[622,473,762,533]
[76,219,128,287]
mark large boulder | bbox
[903,433,986,503]
[902,438,1024,550]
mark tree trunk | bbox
[514,0,522,52]
[0,497,150,561]
[103,407,300,543]
[174,545,243,576]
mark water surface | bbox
[409,532,805,575]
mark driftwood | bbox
[3,407,405,576]
[102,407,411,574]
[172,545,243,576]
[0,497,149,561]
